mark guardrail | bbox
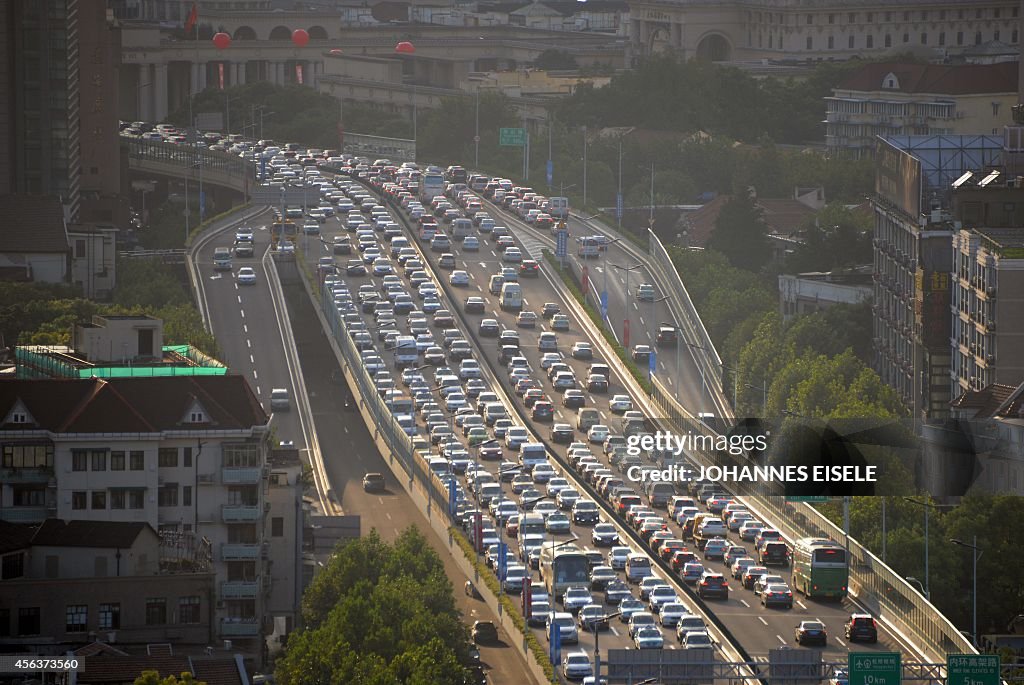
[122,136,253,193]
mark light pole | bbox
[616,137,623,229]
[685,342,709,412]
[950,536,982,647]
[475,89,480,168]
[582,126,588,207]
[599,238,622,320]
[610,262,642,349]
[903,497,946,600]
[395,41,417,145]
[592,610,622,680]
[905,576,928,600]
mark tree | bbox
[786,203,874,272]
[706,193,772,272]
[534,49,578,70]
[134,672,206,685]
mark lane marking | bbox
[386,512,393,520]
[378,497,384,505]
[739,599,750,608]
[243,324,248,333]
[253,370,258,380]
[640,317,645,326]
[758,616,768,626]
[249,354,255,364]
[836,637,847,647]
[797,600,807,609]
[256,385,261,395]
[240,309,245,318]
[237,295,243,304]
[776,635,787,645]
[247,339,252,348]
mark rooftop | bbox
[0,195,69,254]
[31,519,153,549]
[837,61,1018,96]
[975,227,1024,252]
[16,344,227,378]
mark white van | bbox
[500,282,522,312]
[489,274,505,295]
[519,443,548,469]
[213,247,233,271]
[625,554,654,583]
[452,218,473,238]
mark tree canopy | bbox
[275,528,473,685]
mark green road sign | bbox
[786,496,830,502]
[500,127,526,147]
[849,652,901,685]
[948,654,1000,685]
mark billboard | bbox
[342,132,416,162]
[875,140,922,218]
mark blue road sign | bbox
[616,192,623,221]
[546,160,554,186]
[600,291,609,319]
[447,478,457,517]
[200,190,206,219]
[550,623,562,665]
[556,229,569,261]
[498,541,509,581]
[649,348,657,375]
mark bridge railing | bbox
[123,137,254,189]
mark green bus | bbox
[792,537,848,600]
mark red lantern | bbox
[212,32,231,50]
[329,48,343,55]
[394,40,415,54]
[292,29,310,47]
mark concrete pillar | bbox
[198,61,207,92]
[154,62,168,122]
[672,22,682,47]
[270,61,279,85]
[278,61,286,85]
[190,62,199,95]
[313,60,322,88]
[235,61,246,86]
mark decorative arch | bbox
[647,24,672,54]
[695,32,731,61]
[308,25,328,40]
[233,26,256,40]
[268,25,291,40]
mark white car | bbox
[587,424,609,443]
[236,267,256,284]
[562,652,593,680]
[659,602,689,628]
[459,360,482,380]
[609,395,633,413]
[502,247,523,263]
[449,270,470,286]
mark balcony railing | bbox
[220,543,261,561]
[221,466,262,485]
[221,503,261,522]
[0,506,50,523]
[0,468,54,484]
[220,579,260,599]
[219,619,261,637]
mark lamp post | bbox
[685,342,709,412]
[903,497,945,600]
[582,125,588,207]
[592,610,623,681]
[610,262,642,348]
[905,576,928,599]
[950,536,982,647]
[395,41,417,145]
[475,88,480,168]
[598,237,622,319]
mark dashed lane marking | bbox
[758,617,768,626]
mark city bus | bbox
[792,537,848,600]
[420,171,445,202]
[539,544,590,600]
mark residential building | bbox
[0,375,275,660]
[826,62,1018,159]
[0,195,70,286]
[264,445,311,639]
[778,267,873,321]
[0,519,215,648]
[627,0,1020,63]
[870,134,1004,420]
[949,175,1024,396]
[67,223,119,300]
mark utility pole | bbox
[617,138,623,229]
[474,89,480,168]
[582,126,587,207]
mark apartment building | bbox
[0,374,276,658]
[827,62,1018,159]
[949,175,1024,397]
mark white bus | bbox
[420,172,444,202]
[539,544,590,600]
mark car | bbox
[362,472,385,492]
[656,324,678,347]
[754,574,786,596]
[648,585,679,613]
[659,602,688,628]
[532,401,554,421]
[609,395,633,413]
[562,586,594,613]
[632,344,652,363]
[607,546,631,570]
[517,310,538,328]
[577,604,610,632]
[587,375,609,392]
[547,612,578,644]
[546,512,572,534]
[519,259,540,277]
[603,579,632,605]
[551,314,570,331]
[465,296,486,314]
[703,538,728,561]
[472,620,499,644]
[587,424,610,444]
[633,626,664,650]
[438,253,457,269]
[236,267,256,284]
[502,247,523,262]
[636,283,655,301]
[478,319,500,337]
[562,652,593,680]
[681,630,715,650]
[563,389,586,409]
[571,342,593,360]
[795,620,828,647]
[761,584,794,609]
[844,614,879,643]
[463,235,480,251]
[551,423,574,444]
[346,260,367,276]
[449,270,470,286]
[541,302,561,319]
[591,523,619,546]
[681,562,705,584]
[742,566,769,590]
[553,372,576,391]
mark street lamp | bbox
[592,609,622,680]
[394,41,417,145]
[685,341,709,412]
[950,536,982,647]
[610,262,642,348]
[905,576,928,600]
[903,497,946,600]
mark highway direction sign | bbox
[556,228,569,262]
[947,654,999,685]
[850,652,901,685]
[251,185,319,206]
[500,127,526,147]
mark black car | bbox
[656,325,678,347]
[562,390,586,409]
[697,573,729,600]
[465,297,486,314]
[478,319,500,337]
[472,621,499,644]
[362,472,386,492]
[519,259,541,277]
[532,401,554,421]
[551,424,574,443]
[499,331,520,348]
[498,345,519,364]
[541,302,561,319]
[587,375,609,393]
[844,614,878,643]
[795,621,827,646]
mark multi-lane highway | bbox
[190,214,537,685]
[277,165,925,684]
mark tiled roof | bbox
[0,376,267,433]
[74,655,244,685]
[32,519,152,549]
[192,657,246,685]
[682,194,729,248]
[0,195,69,253]
[837,61,1017,95]
[0,520,35,554]
[756,198,816,237]
[74,642,130,658]
[950,383,1016,417]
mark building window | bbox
[976,8,982,19]
[920,33,927,44]
[828,13,834,24]
[129,489,145,509]
[91,451,106,471]
[975,32,982,45]
[806,36,813,49]
[183,447,192,467]
[130,450,145,470]
[1013,29,1019,44]
[74,240,86,258]
[849,35,855,49]
[2,553,24,580]
[158,485,178,507]
[110,451,125,470]
[903,11,910,21]
[0,609,9,637]
[17,608,40,636]
[145,598,167,625]
[111,490,125,509]
[91,491,107,509]
[182,485,192,507]
[188,411,204,423]
[72,491,86,510]
[72,450,87,471]
[885,34,892,47]
[98,603,120,630]
[2,445,53,469]
[939,32,946,46]
[867,35,874,48]
[848,12,855,23]
[921,10,927,20]
[179,596,201,624]
[66,605,87,633]
[957,32,964,45]
[272,516,284,536]
[806,14,812,25]
[828,35,834,49]
[994,30,1000,42]
[903,33,909,44]
[158,448,177,468]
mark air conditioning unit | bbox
[986,287,996,297]
[986,355,995,364]
[987,320,996,331]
